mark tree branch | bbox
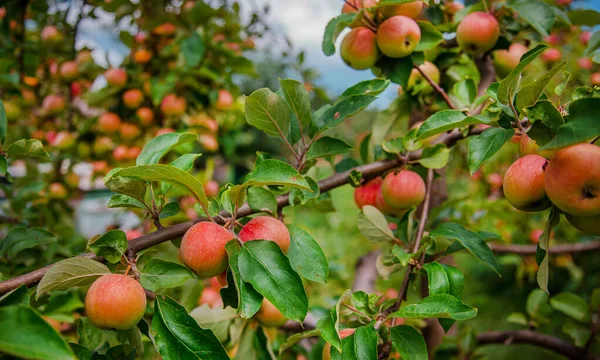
[477,330,599,360]
[413,62,455,110]
[0,126,487,296]
[489,240,600,255]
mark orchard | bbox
[2,0,600,359]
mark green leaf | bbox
[550,293,591,323]
[392,246,412,266]
[224,241,263,318]
[247,187,277,215]
[152,296,229,360]
[140,259,195,292]
[417,110,487,140]
[422,263,465,331]
[330,324,378,360]
[0,305,75,360]
[498,44,548,106]
[159,202,180,219]
[245,88,291,140]
[86,230,128,264]
[6,139,49,159]
[415,21,443,52]
[287,225,329,284]
[162,153,203,195]
[108,164,208,210]
[453,79,477,109]
[526,289,553,319]
[555,71,571,96]
[280,79,311,129]
[0,285,29,307]
[181,32,205,68]
[515,61,566,111]
[390,294,478,320]
[357,205,395,243]
[104,169,147,207]
[107,194,148,210]
[315,94,377,131]
[322,12,357,56]
[317,290,351,352]
[378,56,414,87]
[136,132,198,166]
[244,159,310,190]
[568,9,600,26]
[541,98,600,150]
[507,0,555,36]
[77,317,104,351]
[419,144,450,169]
[467,127,514,174]
[0,100,7,145]
[189,305,238,343]
[0,227,56,257]
[536,207,560,294]
[390,325,428,360]
[278,329,320,354]
[431,223,500,275]
[36,258,111,298]
[238,241,308,322]
[562,321,592,347]
[307,137,352,161]
[0,156,7,176]
[289,176,320,205]
[341,79,391,98]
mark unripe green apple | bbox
[376,16,421,58]
[180,222,234,278]
[493,43,528,78]
[503,155,551,212]
[407,61,440,94]
[456,12,499,54]
[379,1,424,19]
[342,0,377,28]
[354,178,382,209]
[3,100,22,121]
[566,213,600,236]
[340,27,379,70]
[381,170,426,210]
[255,298,286,327]
[239,216,291,253]
[544,143,600,216]
[85,274,147,330]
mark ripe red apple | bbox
[104,68,127,87]
[255,298,286,327]
[323,328,356,360]
[204,180,219,198]
[541,48,562,63]
[59,61,78,80]
[49,182,68,199]
[446,1,463,15]
[529,229,543,243]
[198,287,223,308]
[113,145,129,161]
[493,43,528,78]
[127,146,142,160]
[76,50,93,64]
[119,123,141,140]
[379,1,424,19]
[354,178,383,209]
[85,274,147,330]
[486,173,503,190]
[407,61,440,94]
[134,32,147,44]
[544,33,561,46]
[341,27,379,70]
[42,94,66,115]
[342,0,377,28]
[556,0,571,6]
[578,57,593,70]
[503,155,551,212]
[122,89,144,109]
[161,94,187,116]
[98,112,121,133]
[215,89,234,110]
[136,107,154,126]
[580,31,592,45]
[238,216,291,253]
[23,76,39,87]
[566,213,600,236]
[544,143,600,216]
[381,170,426,210]
[592,73,600,86]
[217,271,228,287]
[153,22,176,36]
[376,16,421,58]
[134,49,152,64]
[125,229,143,241]
[180,222,234,278]
[0,7,6,19]
[456,12,500,54]
[41,25,63,44]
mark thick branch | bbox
[477,330,598,360]
[0,126,484,296]
[489,240,600,255]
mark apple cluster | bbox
[503,140,600,236]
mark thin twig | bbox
[413,62,456,109]
[342,303,373,321]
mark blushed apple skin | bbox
[456,12,500,54]
[354,178,383,209]
[255,298,286,327]
[180,222,235,278]
[493,43,528,78]
[85,274,147,330]
[407,61,440,94]
[341,27,379,70]
[503,155,551,212]
[322,328,356,360]
[566,213,600,236]
[379,1,424,19]
[376,16,421,58]
[544,144,600,216]
[381,170,426,210]
[342,0,377,28]
[239,216,291,253]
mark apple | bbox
[136,107,154,126]
[341,0,377,28]
[376,16,421,58]
[456,12,500,54]
[98,112,121,133]
[122,89,144,109]
[41,25,63,44]
[407,61,440,94]
[239,216,291,253]
[503,155,551,212]
[341,27,379,70]
[161,94,186,116]
[379,1,424,19]
[42,95,66,115]
[104,68,127,87]
[493,43,528,78]
[215,89,234,110]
